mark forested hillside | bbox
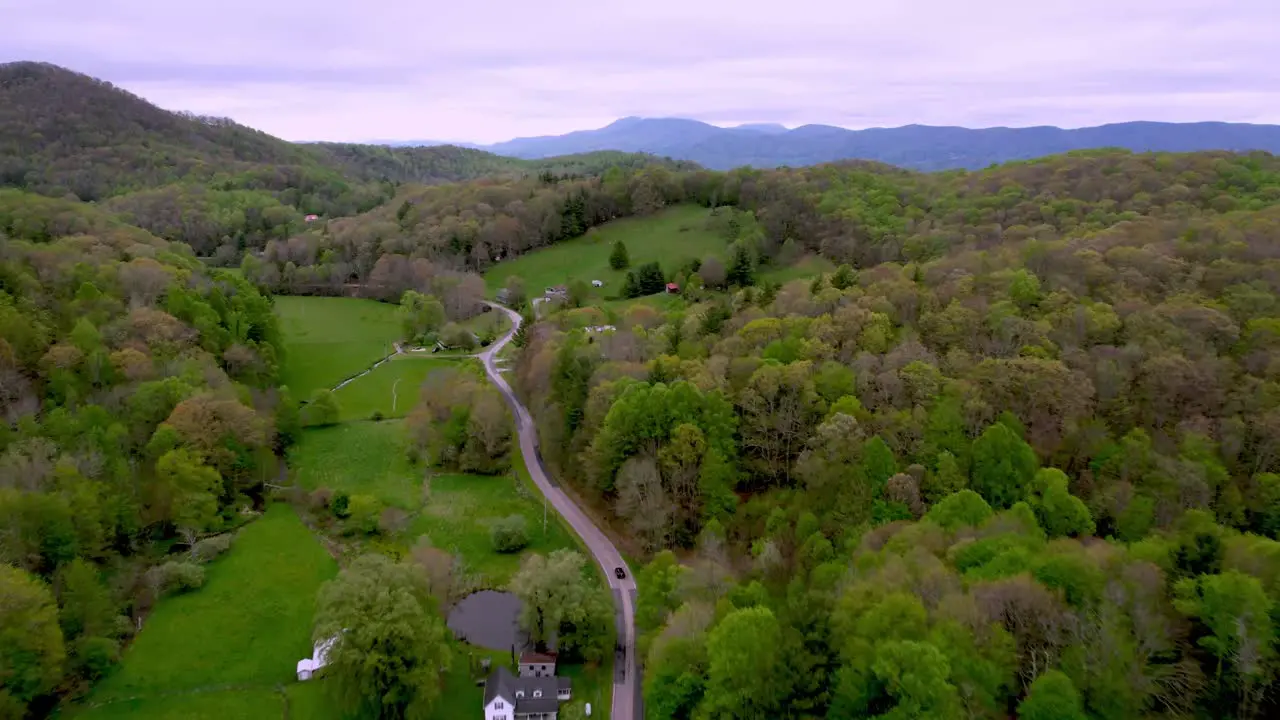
[306,142,698,185]
[239,163,694,297]
[0,192,290,716]
[0,62,688,266]
[493,150,1280,718]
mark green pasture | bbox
[76,505,336,718]
[483,204,724,298]
[275,296,401,397]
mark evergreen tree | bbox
[622,271,640,299]
[609,240,630,270]
[633,262,666,296]
[728,243,756,287]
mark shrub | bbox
[303,388,341,427]
[491,514,530,553]
[379,507,410,535]
[347,494,382,535]
[146,560,205,598]
[440,323,478,351]
[73,636,121,680]
[332,492,351,518]
[310,487,334,510]
[370,410,385,422]
[190,533,234,563]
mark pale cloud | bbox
[3,0,1278,143]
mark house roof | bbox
[557,677,572,691]
[666,282,679,289]
[484,666,563,714]
[520,651,557,665]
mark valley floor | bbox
[68,294,611,720]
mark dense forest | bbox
[8,59,1280,719]
[0,191,291,716]
[495,150,1280,718]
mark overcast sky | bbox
[4,0,1278,144]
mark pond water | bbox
[447,590,526,651]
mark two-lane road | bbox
[479,303,639,720]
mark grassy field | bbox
[76,504,337,718]
[75,689,284,720]
[331,356,465,422]
[290,420,575,585]
[410,470,575,585]
[484,204,725,297]
[275,296,401,398]
[760,254,835,285]
[288,421,423,509]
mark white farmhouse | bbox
[483,665,571,720]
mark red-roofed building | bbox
[666,282,680,294]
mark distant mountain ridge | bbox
[398,118,1280,171]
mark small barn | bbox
[665,282,680,294]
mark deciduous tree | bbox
[312,554,451,720]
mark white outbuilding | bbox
[296,636,337,681]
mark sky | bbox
[4,0,1279,144]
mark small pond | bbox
[447,590,527,651]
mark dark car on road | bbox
[614,567,626,579]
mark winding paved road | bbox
[479,303,639,720]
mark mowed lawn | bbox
[76,505,337,718]
[276,296,401,397]
[483,204,725,296]
[331,356,468,422]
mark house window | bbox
[494,701,504,709]
[515,691,524,698]
[533,690,542,698]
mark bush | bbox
[379,507,410,535]
[440,323,478,351]
[73,636,121,681]
[303,388,341,427]
[491,514,530,553]
[146,560,206,598]
[332,492,351,518]
[370,410,385,422]
[310,487,334,510]
[347,494,382,535]
[190,533,234,563]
